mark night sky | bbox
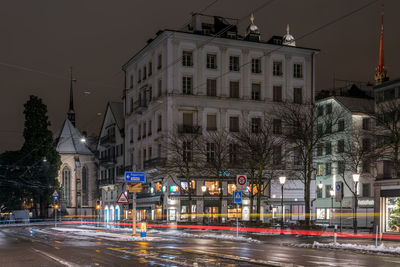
[0,0,399,153]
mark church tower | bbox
[374,5,389,85]
[67,67,77,126]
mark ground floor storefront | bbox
[374,178,400,233]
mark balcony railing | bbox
[99,157,117,166]
[144,157,167,170]
[99,134,116,146]
[178,125,201,134]
[99,178,115,186]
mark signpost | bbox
[116,192,129,204]
[125,172,145,236]
[52,190,59,227]
[234,191,242,238]
[236,175,248,191]
[336,182,343,231]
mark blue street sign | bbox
[53,196,58,201]
[336,184,341,191]
[125,172,146,183]
[234,191,242,204]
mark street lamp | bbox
[80,137,86,143]
[279,176,286,229]
[352,173,360,234]
[201,185,207,224]
[329,189,335,226]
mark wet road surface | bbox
[1,224,400,266]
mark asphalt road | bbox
[1,224,400,267]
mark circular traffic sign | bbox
[336,184,341,190]
[238,175,246,185]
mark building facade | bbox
[122,14,318,223]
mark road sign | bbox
[52,190,59,197]
[236,175,248,191]
[335,181,343,202]
[53,196,58,201]
[234,191,242,204]
[117,192,129,204]
[127,182,143,193]
[125,172,146,183]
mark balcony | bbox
[134,100,148,113]
[178,125,201,134]
[144,157,166,170]
[99,134,116,146]
[99,157,117,166]
[99,178,115,186]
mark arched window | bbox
[82,166,88,206]
[62,166,71,206]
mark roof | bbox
[373,77,400,90]
[55,119,93,155]
[334,96,375,114]
[109,102,124,130]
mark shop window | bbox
[228,184,237,195]
[180,181,196,194]
[204,181,220,196]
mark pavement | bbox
[1,223,400,266]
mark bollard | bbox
[375,225,379,247]
[140,221,147,238]
[334,225,337,245]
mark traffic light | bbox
[96,200,101,210]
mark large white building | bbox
[121,14,319,223]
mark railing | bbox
[178,125,201,134]
[99,178,115,186]
[144,157,167,169]
[99,157,117,166]
[99,134,116,146]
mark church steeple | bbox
[374,5,389,85]
[67,67,77,126]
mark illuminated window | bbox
[205,181,220,195]
[228,184,237,195]
[317,164,323,176]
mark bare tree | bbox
[233,117,284,223]
[158,129,202,222]
[275,102,344,227]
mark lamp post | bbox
[352,173,360,234]
[201,185,207,224]
[329,189,335,227]
[279,176,286,230]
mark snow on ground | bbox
[163,230,261,243]
[293,241,400,255]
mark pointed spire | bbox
[374,4,389,85]
[286,24,290,34]
[250,13,255,24]
[67,67,77,126]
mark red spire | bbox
[375,5,388,85]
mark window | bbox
[293,63,303,78]
[325,122,332,134]
[317,124,323,136]
[183,141,193,162]
[229,116,239,132]
[182,76,193,94]
[207,79,217,96]
[273,61,282,76]
[293,147,302,166]
[338,119,345,131]
[362,118,370,130]
[158,143,162,157]
[269,86,282,104]
[337,140,344,153]
[273,119,282,134]
[273,145,282,165]
[148,61,152,76]
[207,114,217,131]
[362,183,370,197]
[362,138,371,152]
[62,167,71,205]
[362,160,370,173]
[149,146,152,159]
[317,187,323,198]
[182,51,193,67]
[294,87,302,104]
[325,185,333,198]
[229,143,239,163]
[137,124,141,140]
[148,120,152,136]
[158,79,162,97]
[251,118,261,133]
[229,56,240,71]
[206,143,216,162]
[317,164,323,176]
[129,75,133,88]
[317,106,323,117]
[130,97,134,113]
[143,66,147,80]
[183,113,193,127]
[325,142,332,155]
[251,58,261,73]
[142,122,146,138]
[230,81,239,98]
[317,144,323,156]
[157,54,162,69]
[149,86,153,101]
[337,161,345,174]
[251,83,261,100]
[325,163,332,175]
[157,115,162,132]
[130,128,133,143]
[138,69,141,83]
[326,103,332,114]
[207,54,217,69]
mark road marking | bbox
[32,248,76,267]
[305,255,356,262]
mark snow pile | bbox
[52,227,161,241]
[164,230,261,243]
[296,241,400,255]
